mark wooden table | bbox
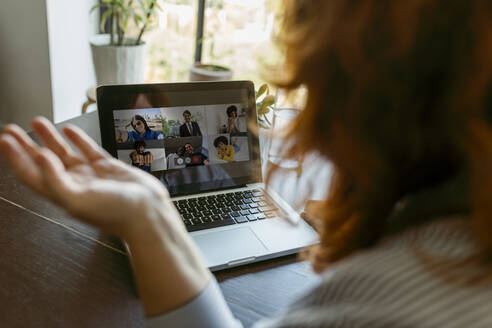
[0,112,325,327]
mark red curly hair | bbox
[271,0,492,272]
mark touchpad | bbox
[192,227,268,268]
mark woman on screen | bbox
[128,115,163,142]
[219,105,241,134]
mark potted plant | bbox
[189,63,233,81]
[89,0,161,86]
[189,33,233,81]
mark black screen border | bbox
[97,81,262,196]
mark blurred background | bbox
[0,0,284,129]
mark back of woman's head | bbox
[274,0,492,271]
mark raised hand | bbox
[0,117,177,239]
[1,118,211,316]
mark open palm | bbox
[0,118,177,238]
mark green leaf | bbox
[262,95,276,107]
[89,3,101,14]
[100,9,112,33]
[258,106,270,115]
[256,84,268,99]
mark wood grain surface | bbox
[0,112,320,327]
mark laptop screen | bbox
[97,81,262,196]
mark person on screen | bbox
[166,146,186,170]
[127,115,163,142]
[184,142,209,167]
[213,136,235,162]
[219,105,241,134]
[129,140,154,172]
[179,110,202,137]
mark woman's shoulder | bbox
[272,217,492,328]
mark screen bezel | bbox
[96,81,262,196]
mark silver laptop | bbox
[97,81,318,271]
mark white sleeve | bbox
[147,277,243,328]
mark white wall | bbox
[46,0,98,123]
[0,0,98,129]
[0,0,53,129]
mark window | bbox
[144,0,283,87]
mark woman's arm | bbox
[124,198,211,315]
[0,118,210,316]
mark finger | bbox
[62,124,108,162]
[0,134,48,196]
[31,117,83,167]
[2,124,38,151]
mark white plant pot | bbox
[90,34,146,86]
[189,63,233,81]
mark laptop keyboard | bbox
[173,189,278,232]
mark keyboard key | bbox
[192,218,202,225]
[202,217,212,223]
[221,213,232,220]
[265,212,277,218]
[252,197,261,202]
[231,206,241,211]
[249,203,258,208]
[183,219,192,226]
[247,214,257,221]
[240,210,250,216]
[186,218,236,232]
[252,191,264,197]
[258,201,268,207]
[255,214,266,220]
[243,193,253,198]
[240,204,250,210]
[243,198,253,204]
[183,213,193,220]
[259,205,278,212]
[249,208,259,214]
[234,216,248,224]
[211,214,221,221]
[231,211,240,217]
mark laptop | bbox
[97,81,318,271]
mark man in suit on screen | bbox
[179,110,202,137]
